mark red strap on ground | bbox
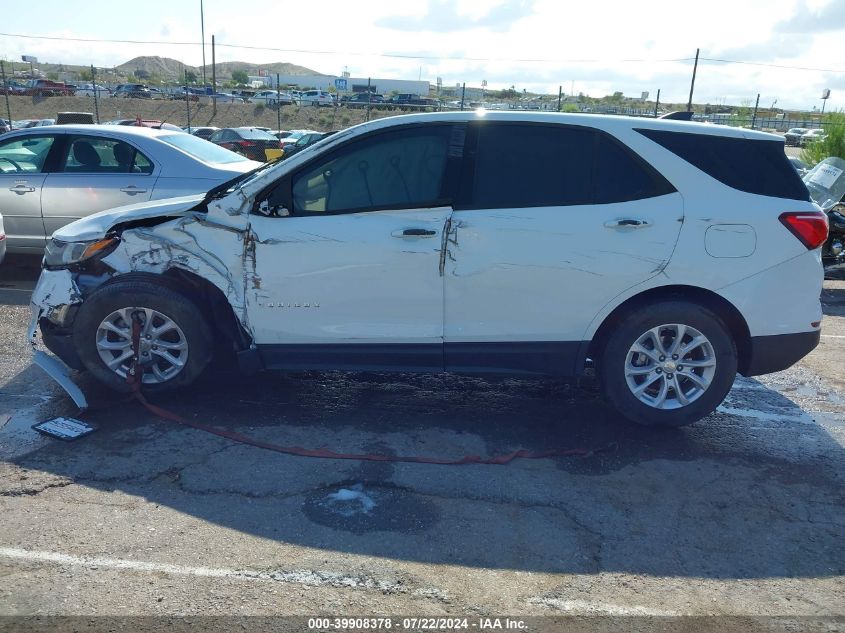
[123,317,606,465]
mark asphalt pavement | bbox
[0,254,843,627]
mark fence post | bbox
[557,85,562,112]
[276,73,281,132]
[1,61,12,130]
[460,83,466,111]
[751,93,760,130]
[91,65,100,123]
[184,69,191,132]
[654,89,660,118]
[366,77,372,122]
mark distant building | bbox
[250,73,430,96]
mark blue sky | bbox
[1,0,843,111]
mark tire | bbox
[598,300,737,427]
[73,280,213,393]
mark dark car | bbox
[343,93,386,108]
[112,84,152,99]
[190,127,220,140]
[209,127,283,162]
[784,128,810,147]
[281,131,334,158]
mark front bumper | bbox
[741,330,821,376]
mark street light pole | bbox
[200,0,207,87]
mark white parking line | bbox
[0,547,403,594]
[820,334,845,338]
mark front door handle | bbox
[120,186,148,195]
[604,218,651,229]
[9,184,35,194]
[392,228,437,238]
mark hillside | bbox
[116,56,321,81]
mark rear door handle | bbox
[120,186,147,195]
[392,228,437,238]
[9,184,35,194]
[604,218,651,228]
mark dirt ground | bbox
[1,95,402,133]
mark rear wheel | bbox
[599,301,737,427]
[73,280,213,393]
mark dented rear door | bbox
[443,121,683,375]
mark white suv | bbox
[298,90,335,107]
[29,112,825,426]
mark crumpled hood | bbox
[52,194,206,242]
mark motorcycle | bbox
[803,157,845,277]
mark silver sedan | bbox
[0,125,261,253]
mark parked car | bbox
[784,128,809,146]
[298,90,335,106]
[280,131,333,158]
[0,118,10,135]
[249,90,294,106]
[23,79,75,97]
[343,93,385,108]
[277,129,320,151]
[27,112,824,427]
[0,212,6,264]
[209,127,283,161]
[209,92,245,103]
[2,81,27,96]
[112,84,152,99]
[112,119,185,132]
[74,83,110,97]
[387,94,439,110]
[190,126,220,140]
[0,124,261,254]
[801,129,827,147]
[272,130,292,140]
[13,119,56,128]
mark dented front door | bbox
[246,208,452,370]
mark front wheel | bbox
[599,301,737,427]
[73,280,213,393]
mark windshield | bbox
[159,134,251,165]
[803,157,845,209]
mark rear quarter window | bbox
[636,128,810,201]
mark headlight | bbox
[44,237,119,268]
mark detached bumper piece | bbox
[742,331,820,376]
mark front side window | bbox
[61,136,154,174]
[0,135,55,173]
[291,125,454,214]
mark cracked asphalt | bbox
[1,254,844,625]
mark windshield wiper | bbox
[205,156,285,201]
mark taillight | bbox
[238,140,257,148]
[779,211,828,250]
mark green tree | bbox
[78,68,93,81]
[801,111,845,165]
[185,70,197,84]
[231,70,249,85]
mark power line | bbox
[2,31,844,72]
[700,57,845,73]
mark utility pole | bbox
[200,0,207,86]
[366,77,372,122]
[185,69,192,132]
[751,93,760,129]
[1,61,12,131]
[211,34,217,116]
[460,82,466,111]
[654,89,660,117]
[557,85,562,112]
[91,65,100,123]
[687,48,699,112]
[276,73,281,132]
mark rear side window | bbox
[467,123,674,209]
[471,124,594,208]
[636,128,810,200]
